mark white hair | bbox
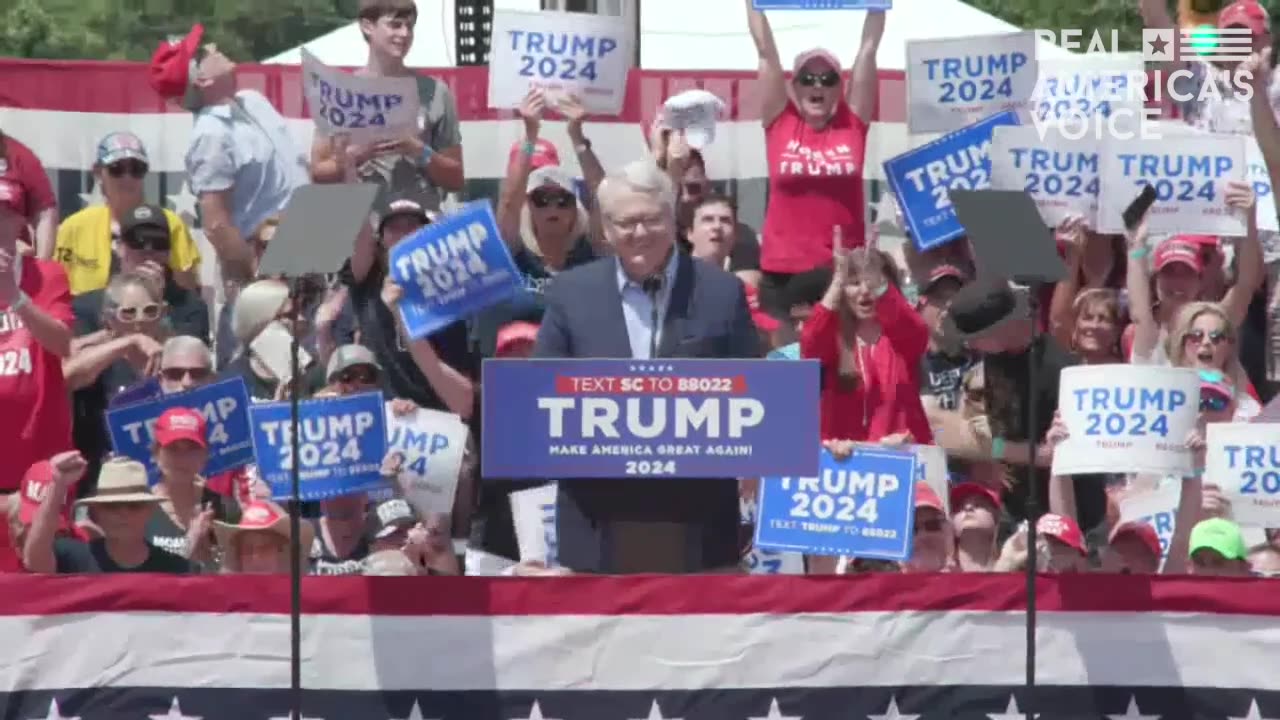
[231,279,289,346]
[596,159,677,219]
[161,335,212,366]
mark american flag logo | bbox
[1143,27,1255,63]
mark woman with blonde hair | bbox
[224,278,321,400]
[1164,301,1261,419]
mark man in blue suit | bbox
[534,159,760,574]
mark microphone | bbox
[642,275,663,358]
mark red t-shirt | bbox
[1,135,57,247]
[760,102,869,274]
[0,258,73,492]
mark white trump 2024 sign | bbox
[301,49,420,144]
[1206,423,1280,527]
[1053,365,1200,477]
[905,32,1038,135]
[488,9,632,115]
[1096,134,1247,235]
[990,125,1099,227]
[1029,54,1146,135]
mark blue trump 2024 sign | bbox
[249,392,388,500]
[755,448,917,560]
[106,377,254,481]
[753,0,891,8]
[883,110,1019,251]
[388,201,521,340]
[481,359,821,479]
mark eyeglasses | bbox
[915,517,945,533]
[161,366,212,383]
[121,231,170,253]
[1200,392,1230,412]
[797,71,840,88]
[114,303,162,323]
[106,160,147,179]
[337,365,379,385]
[964,386,985,404]
[529,191,574,209]
[1184,329,1229,346]
[608,214,668,233]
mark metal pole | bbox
[288,278,303,720]
[1024,289,1041,698]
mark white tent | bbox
[264,0,1072,70]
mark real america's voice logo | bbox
[1142,26,1255,63]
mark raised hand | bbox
[519,87,546,139]
[1224,180,1256,210]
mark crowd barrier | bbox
[0,573,1275,719]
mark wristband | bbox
[1128,247,1149,261]
[419,144,435,167]
[521,140,537,157]
[991,436,1006,460]
[9,291,30,313]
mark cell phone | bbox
[249,321,312,385]
[1122,184,1158,231]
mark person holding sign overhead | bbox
[309,0,464,211]
[473,88,603,358]
[533,159,759,574]
[801,229,931,445]
[744,0,885,316]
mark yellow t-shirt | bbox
[54,206,201,295]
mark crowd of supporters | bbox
[1,0,1279,578]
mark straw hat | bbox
[76,458,162,506]
[213,501,314,556]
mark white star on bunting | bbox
[1106,696,1160,720]
[1230,699,1280,720]
[631,700,682,720]
[267,713,325,720]
[150,697,201,720]
[390,700,441,720]
[747,698,802,720]
[78,184,106,209]
[511,701,561,720]
[987,695,1038,720]
[29,699,79,720]
[868,695,919,720]
[166,181,199,222]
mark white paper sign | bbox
[488,9,631,115]
[1119,480,1181,563]
[1054,364,1201,476]
[510,483,558,565]
[1096,134,1247,235]
[910,444,951,515]
[744,546,805,574]
[1029,54,1146,134]
[383,403,469,515]
[1245,138,1280,264]
[300,49,420,144]
[1206,423,1280,527]
[990,125,1099,227]
[905,32,1038,134]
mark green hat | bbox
[1188,518,1247,561]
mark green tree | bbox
[0,0,359,62]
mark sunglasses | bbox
[683,181,706,196]
[337,365,379,385]
[915,517,945,533]
[797,71,840,88]
[161,366,212,383]
[1200,392,1230,412]
[106,160,147,179]
[115,303,162,323]
[1183,329,1228,345]
[529,191,574,209]
[121,231,171,253]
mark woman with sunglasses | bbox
[52,132,201,295]
[1124,187,1261,367]
[1166,302,1261,419]
[478,88,604,358]
[744,0,885,316]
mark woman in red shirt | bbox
[801,237,931,444]
[744,0,885,316]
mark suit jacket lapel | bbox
[597,259,634,357]
[657,253,692,358]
